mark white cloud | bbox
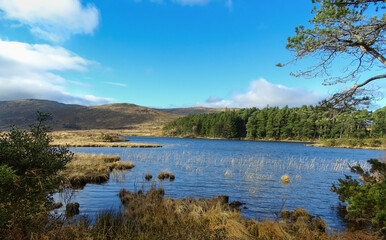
[0,39,112,106]
[83,95,114,105]
[196,78,324,108]
[0,0,99,42]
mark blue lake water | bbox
[55,136,384,230]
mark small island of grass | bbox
[50,130,162,148]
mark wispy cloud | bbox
[196,78,324,108]
[0,0,99,42]
[0,39,112,106]
[104,81,128,87]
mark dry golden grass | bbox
[313,137,386,150]
[50,129,162,148]
[257,221,286,240]
[2,187,383,240]
[114,187,339,240]
[60,153,135,188]
[118,187,251,239]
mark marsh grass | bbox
[118,187,254,239]
[34,211,380,240]
[61,153,135,188]
[169,173,175,181]
[50,130,162,148]
[317,137,386,150]
[128,150,369,184]
[157,170,175,181]
[122,148,372,226]
[3,188,382,239]
[144,173,153,181]
[100,187,357,240]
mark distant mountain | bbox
[157,107,238,116]
[0,99,179,131]
[0,99,82,130]
[0,99,230,131]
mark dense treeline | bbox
[163,106,386,141]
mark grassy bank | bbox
[50,130,162,148]
[314,137,386,150]
[60,153,135,188]
[4,187,382,240]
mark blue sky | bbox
[0,0,384,108]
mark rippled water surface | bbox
[55,137,384,229]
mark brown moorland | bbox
[0,99,231,131]
[0,99,180,131]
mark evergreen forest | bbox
[163,106,386,145]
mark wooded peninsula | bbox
[163,105,386,149]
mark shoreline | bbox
[164,135,385,150]
[308,143,385,150]
[51,143,162,148]
[49,129,385,150]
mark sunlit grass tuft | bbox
[281,174,290,184]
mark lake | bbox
[55,136,384,230]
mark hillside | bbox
[0,99,233,131]
[0,99,180,131]
[157,107,238,115]
[0,99,82,130]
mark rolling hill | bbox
[0,99,230,131]
[0,99,179,130]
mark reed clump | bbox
[157,171,175,181]
[157,172,166,180]
[145,173,152,181]
[169,173,175,181]
[61,153,134,188]
[280,208,327,239]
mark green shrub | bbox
[0,112,73,233]
[331,159,385,232]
